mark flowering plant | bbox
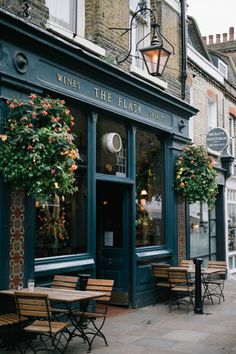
[175,144,218,208]
[0,94,79,203]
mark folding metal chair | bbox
[14,291,70,353]
[168,268,195,312]
[0,312,28,350]
[51,275,79,318]
[152,263,171,289]
[73,279,114,352]
[203,261,227,304]
[51,275,79,290]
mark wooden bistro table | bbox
[0,287,106,350]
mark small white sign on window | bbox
[104,231,113,246]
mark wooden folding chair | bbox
[73,279,114,353]
[51,275,79,290]
[0,312,28,350]
[203,261,227,304]
[167,268,194,312]
[51,275,79,318]
[180,259,194,270]
[14,291,70,353]
[151,263,170,289]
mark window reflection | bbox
[189,202,218,261]
[96,117,127,176]
[35,106,87,258]
[228,204,236,251]
[136,130,164,247]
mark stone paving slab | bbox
[2,277,236,354]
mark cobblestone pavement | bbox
[2,275,236,354]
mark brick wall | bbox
[0,0,48,26]
[86,0,129,54]
[188,63,236,147]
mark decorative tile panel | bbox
[178,194,186,264]
[9,190,25,289]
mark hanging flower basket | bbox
[0,94,79,203]
[175,144,218,208]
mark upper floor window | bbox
[218,59,228,79]
[129,0,150,70]
[229,115,236,157]
[45,0,85,37]
[207,96,217,130]
[45,0,105,56]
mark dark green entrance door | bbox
[96,182,130,305]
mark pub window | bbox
[96,117,128,176]
[135,129,164,247]
[35,107,88,258]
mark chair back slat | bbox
[208,261,227,275]
[152,263,170,278]
[85,279,114,303]
[168,268,189,287]
[14,291,51,319]
[51,275,79,290]
[180,260,194,269]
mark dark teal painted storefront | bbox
[0,10,198,308]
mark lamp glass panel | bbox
[158,49,170,74]
[141,46,170,75]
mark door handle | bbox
[108,258,112,265]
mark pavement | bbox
[2,275,236,354]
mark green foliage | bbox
[0,94,79,203]
[175,144,218,208]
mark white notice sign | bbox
[104,231,113,246]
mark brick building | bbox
[187,17,236,271]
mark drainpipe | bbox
[180,0,187,100]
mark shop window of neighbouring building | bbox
[228,189,236,254]
[129,0,150,70]
[189,202,216,265]
[136,129,164,247]
[96,118,127,176]
[35,107,88,258]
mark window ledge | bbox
[46,22,106,57]
[130,65,168,89]
[35,256,95,275]
[136,248,172,261]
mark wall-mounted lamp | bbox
[111,4,174,76]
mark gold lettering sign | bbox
[56,73,80,89]
[118,97,141,114]
[94,87,112,103]
[149,111,165,123]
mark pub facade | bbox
[0,1,199,308]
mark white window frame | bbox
[129,0,150,70]
[45,0,105,57]
[218,59,228,79]
[207,98,217,130]
[229,115,235,157]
